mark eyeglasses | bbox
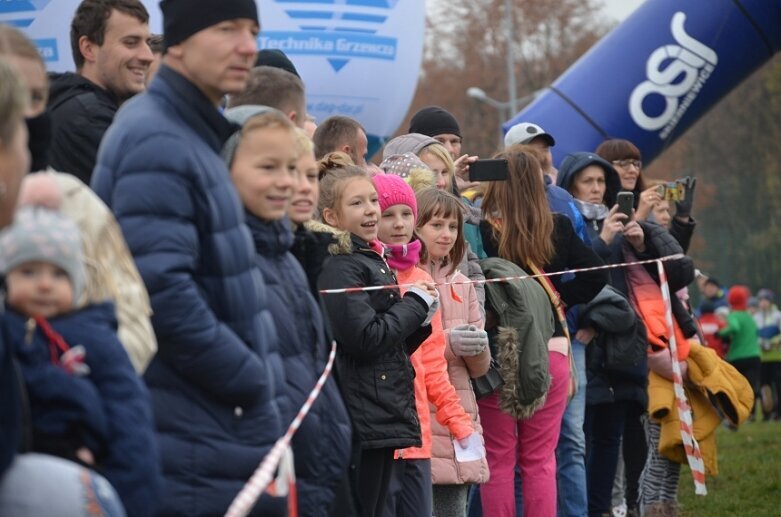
[612,159,642,169]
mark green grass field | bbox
[678,420,781,516]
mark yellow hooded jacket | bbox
[647,342,754,475]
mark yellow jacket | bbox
[647,342,754,476]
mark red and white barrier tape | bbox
[225,340,338,517]
[657,260,707,495]
[318,254,686,295]
[226,253,695,514]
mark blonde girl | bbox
[317,164,439,517]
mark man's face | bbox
[433,133,461,160]
[528,136,553,171]
[91,10,153,101]
[349,129,369,167]
[167,19,259,105]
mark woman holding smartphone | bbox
[556,151,651,517]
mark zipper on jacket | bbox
[24,318,36,346]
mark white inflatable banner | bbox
[258,0,425,151]
[5,0,425,152]
[0,0,162,70]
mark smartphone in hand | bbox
[617,192,634,220]
[469,159,508,182]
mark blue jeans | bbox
[556,339,587,517]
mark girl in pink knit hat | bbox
[372,173,482,517]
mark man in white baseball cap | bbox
[504,122,557,182]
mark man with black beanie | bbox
[409,105,462,159]
[409,105,478,190]
[92,1,287,515]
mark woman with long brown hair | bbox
[476,146,607,517]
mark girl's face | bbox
[417,212,459,261]
[612,158,641,191]
[378,203,415,246]
[288,149,319,225]
[571,165,606,204]
[419,150,450,190]
[231,127,298,221]
[6,261,74,318]
[652,199,672,227]
[324,177,379,242]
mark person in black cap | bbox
[255,48,300,77]
[92,1,288,515]
[409,106,462,159]
[409,105,478,192]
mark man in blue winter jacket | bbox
[91,1,286,515]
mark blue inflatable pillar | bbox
[504,0,781,165]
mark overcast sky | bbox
[602,0,646,21]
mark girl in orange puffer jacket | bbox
[373,175,480,517]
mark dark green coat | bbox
[481,258,555,419]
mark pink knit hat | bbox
[371,174,417,221]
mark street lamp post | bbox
[466,87,511,148]
[505,0,517,115]
[466,87,543,148]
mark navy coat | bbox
[92,65,285,516]
[248,215,352,516]
[0,314,22,477]
[5,304,159,516]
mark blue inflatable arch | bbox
[504,0,781,165]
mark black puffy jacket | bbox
[48,72,118,183]
[318,234,431,450]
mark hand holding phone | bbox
[617,192,634,220]
[469,159,508,182]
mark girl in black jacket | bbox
[316,164,439,517]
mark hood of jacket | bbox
[382,133,439,159]
[480,257,554,418]
[246,214,294,257]
[581,285,636,333]
[557,151,622,207]
[48,72,117,111]
[304,220,353,256]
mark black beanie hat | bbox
[160,0,259,50]
[255,49,300,78]
[409,106,461,138]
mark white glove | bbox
[449,324,488,356]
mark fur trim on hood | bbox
[496,326,550,419]
[407,167,437,194]
[305,219,353,255]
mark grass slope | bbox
[678,421,781,516]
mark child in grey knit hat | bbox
[0,204,161,514]
[0,206,85,317]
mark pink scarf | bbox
[383,239,422,272]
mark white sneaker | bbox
[612,502,628,517]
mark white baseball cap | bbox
[504,122,556,149]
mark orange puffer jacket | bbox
[424,261,490,485]
[395,265,474,461]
